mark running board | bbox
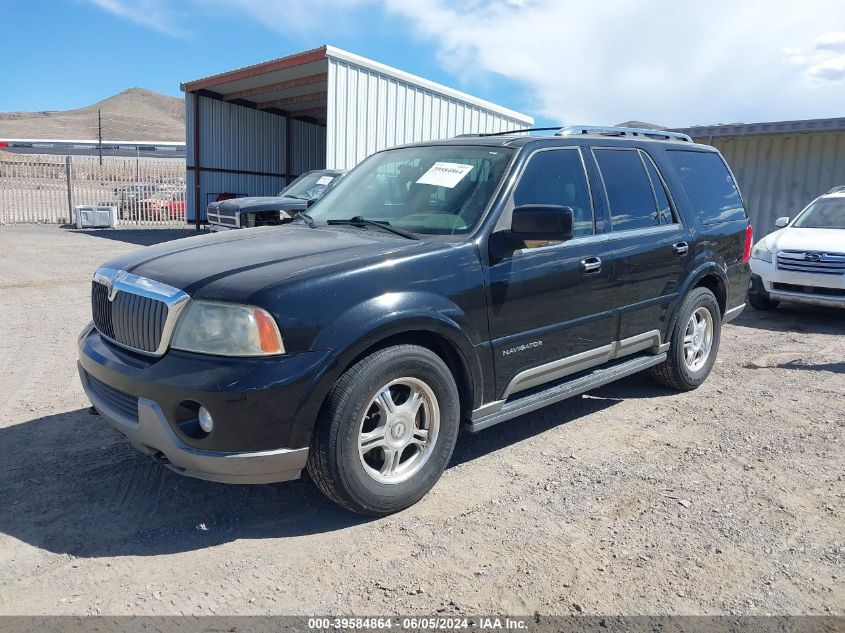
[465,353,667,433]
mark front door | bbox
[486,147,614,399]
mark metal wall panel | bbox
[186,92,324,220]
[325,58,531,170]
[694,131,845,235]
[289,118,327,176]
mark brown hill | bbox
[0,88,184,141]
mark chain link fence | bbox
[0,152,187,225]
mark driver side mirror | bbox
[775,216,789,228]
[306,197,318,209]
[508,205,574,243]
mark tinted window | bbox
[595,149,659,231]
[513,149,593,238]
[667,150,745,224]
[641,151,674,224]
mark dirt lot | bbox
[0,224,842,616]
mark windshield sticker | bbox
[316,176,334,186]
[416,162,474,188]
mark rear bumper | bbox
[79,363,308,483]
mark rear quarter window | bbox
[667,150,746,224]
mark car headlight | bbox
[171,301,284,356]
[750,241,773,263]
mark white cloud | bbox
[816,31,845,51]
[85,0,187,37]
[85,0,845,126]
[377,0,845,126]
[785,30,845,84]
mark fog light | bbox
[198,406,214,433]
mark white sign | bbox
[316,176,334,186]
[416,162,474,188]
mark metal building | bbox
[181,45,534,224]
[672,117,845,233]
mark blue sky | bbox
[2,0,844,129]
[0,0,545,123]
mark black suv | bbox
[78,126,752,515]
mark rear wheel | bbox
[307,344,460,516]
[651,287,721,391]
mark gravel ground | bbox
[0,224,842,616]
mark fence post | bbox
[65,155,74,225]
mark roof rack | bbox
[557,125,693,143]
[455,126,558,138]
[827,185,845,194]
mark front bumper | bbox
[750,258,845,308]
[79,364,307,483]
[78,325,332,484]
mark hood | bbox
[763,227,845,254]
[101,225,433,301]
[208,195,307,214]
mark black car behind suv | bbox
[78,126,752,515]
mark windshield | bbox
[793,197,845,229]
[305,145,514,235]
[279,172,338,200]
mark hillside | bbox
[0,88,184,141]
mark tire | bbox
[307,344,460,516]
[650,287,722,391]
[748,291,779,311]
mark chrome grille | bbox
[92,281,168,353]
[207,208,239,227]
[776,251,845,275]
[90,268,189,356]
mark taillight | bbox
[742,224,753,262]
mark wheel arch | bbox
[287,308,484,448]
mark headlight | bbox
[750,241,773,263]
[171,301,284,356]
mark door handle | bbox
[673,241,689,257]
[580,256,602,274]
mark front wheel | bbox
[307,344,460,516]
[748,291,779,311]
[650,287,721,391]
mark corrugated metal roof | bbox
[180,46,328,93]
[324,47,532,124]
[181,45,532,126]
[673,116,845,138]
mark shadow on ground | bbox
[0,373,662,558]
[69,228,200,246]
[730,303,845,336]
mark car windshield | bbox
[793,197,845,229]
[305,145,514,235]
[279,172,338,200]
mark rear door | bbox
[593,147,688,343]
[485,147,614,399]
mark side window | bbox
[666,150,746,224]
[513,149,594,243]
[640,151,675,224]
[594,149,660,231]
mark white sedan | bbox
[748,186,845,310]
